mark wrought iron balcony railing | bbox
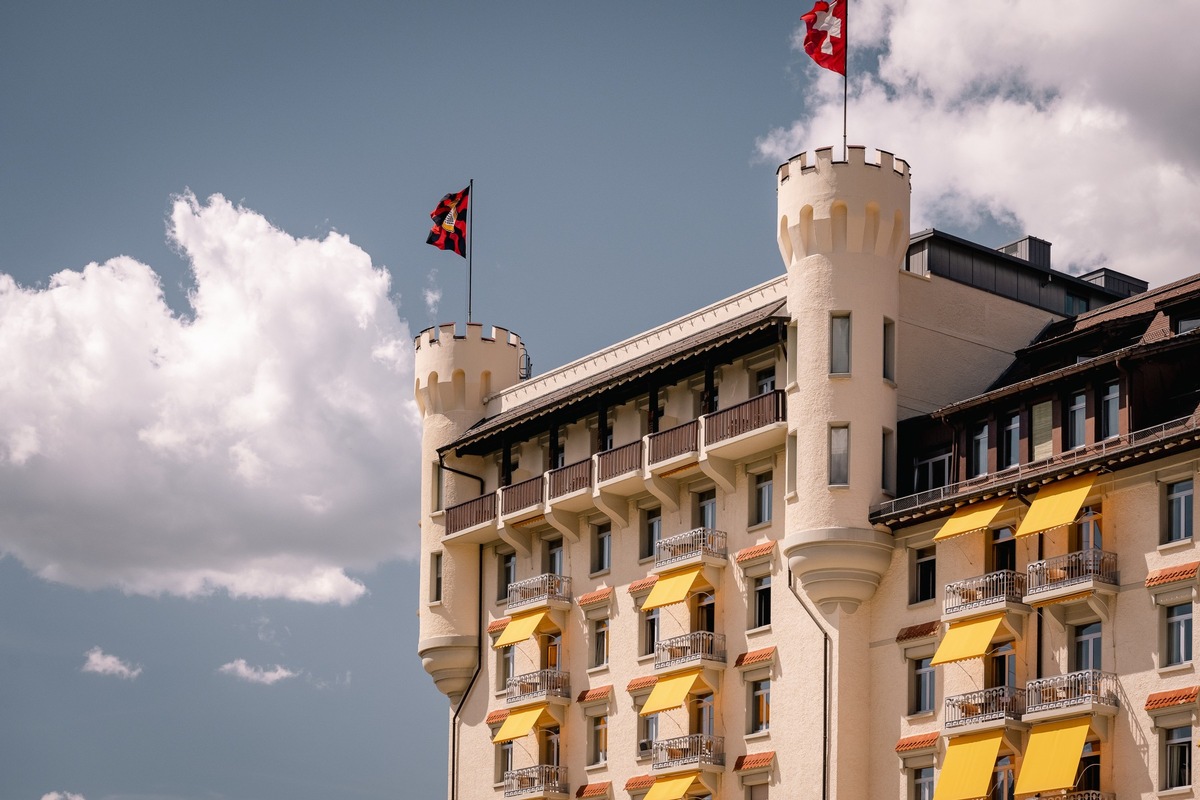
[445,493,496,535]
[1025,670,1118,713]
[944,570,1027,615]
[704,390,786,445]
[650,733,725,770]
[655,631,727,669]
[506,669,570,704]
[503,765,568,797]
[654,528,727,568]
[1026,549,1118,596]
[944,685,1026,728]
[507,573,572,610]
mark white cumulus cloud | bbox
[760,0,1200,287]
[218,658,298,685]
[41,792,86,800]
[0,193,422,605]
[81,646,142,680]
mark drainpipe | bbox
[789,566,830,800]
[438,453,486,495]
[450,545,485,800]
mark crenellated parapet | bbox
[414,322,523,419]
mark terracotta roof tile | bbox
[487,617,511,634]
[1146,561,1200,589]
[578,685,613,703]
[628,575,659,594]
[624,775,655,791]
[577,782,611,798]
[895,732,940,753]
[733,751,776,771]
[734,646,777,668]
[485,708,510,725]
[735,541,776,563]
[896,621,941,643]
[1146,686,1200,711]
[626,675,659,693]
[578,587,613,607]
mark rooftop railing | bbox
[501,476,544,515]
[547,459,592,499]
[1025,670,1118,714]
[503,765,568,798]
[506,669,570,704]
[507,573,572,610]
[650,733,725,770]
[704,390,786,445]
[944,686,1026,728]
[1026,549,1118,596]
[944,570,1026,615]
[597,440,643,482]
[654,528,727,568]
[445,493,497,536]
[648,420,699,464]
[655,631,727,669]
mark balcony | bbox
[655,631,727,670]
[503,765,568,799]
[944,686,1026,730]
[596,441,644,496]
[648,421,699,467]
[507,573,572,612]
[546,459,594,512]
[500,476,545,523]
[944,570,1028,619]
[702,390,787,461]
[1025,670,1119,721]
[444,493,497,540]
[1025,549,1118,607]
[654,528,727,570]
[506,669,570,705]
[651,733,725,772]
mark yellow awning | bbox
[932,730,1004,800]
[640,669,706,716]
[643,773,701,800]
[931,613,1005,666]
[1013,718,1091,795]
[642,566,706,611]
[1015,474,1096,538]
[935,498,1008,541]
[493,610,551,649]
[492,704,553,743]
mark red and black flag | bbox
[426,185,469,258]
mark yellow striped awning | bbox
[932,730,1004,800]
[493,610,551,649]
[931,613,1005,666]
[492,703,554,743]
[643,773,702,800]
[935,498,1008,542]
[640,669,707,716]
[1013,718,1091,795]
[1015,474,1096,539]
[641,565,706,611]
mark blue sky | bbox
[2,2,1199,799]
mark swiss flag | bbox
[801,0,846,75]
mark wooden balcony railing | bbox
[655,528,727,568]
[445,493,497,536]
[651,733,725,770]
[944,570,1026,614]
[1026,670,1118,713]
[655,631,726,669]
[1026,549,1118,596]
[548,459,592,499]
[648,421,699,464]
[507,573,572,610]
[503,765,568,798]
[944,685,1026,728]
[597,441,642,482]
[506,669,570,704]
[501,476,544,515]
[704,390,786,445]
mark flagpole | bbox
[842,0,848,161]
[467,178,474,323]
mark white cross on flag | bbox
[801,0,846,75]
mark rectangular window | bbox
[589,714,608,765]
[829,425,849,485]
[988,642,1016,689]
[747,785,769,800]
[1167,480,1194,542]
[1166,727,1192,789]
[756,367,776,395]
[1074,507,1102,551]
[1066,391,1087,450]
[592,617,609,668]
[912,656,935,714]
[494,740,513,784]
[642,506,662,560]
[1167,603,1193,666]
[637,709,658,758]
[753,575,771,628]
[1065,292,1088,316]
[544,539,564,575]
[753,471,773,526]
[1073,622,1102,671]
[432,462,443,512]
[430,551,443,602]
[497,551,516,602]
[1031,401,1053,460]
[696,489,717,530]
[641,607,659,656]
[883,318,896,381]
[830,314,851,374]
[592,523,611,573]
[912,546,936,604]
[913,452,951,492]
[1179,317,1200,335]
[913,766,935,800]
[749,678,770,733]
[1000,412,1020,469]
[992,755,1015,800]
[498,643,515,691]
[1099,382,1119,440]
[970,423,989,478]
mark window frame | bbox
[829,424,849,485]
[1000,411,1020,469]
[588,712,608,766]
[969,422,989,478]
[1166,602,1193,667]
[592,522,611,574]
[1099,381,1119,440]
[642,506,663,560]
[911,656,935,715]
[748,677,771,734]
[752,470,773,526]
[752,575,772,629]
[883,317,896,382]
[1066,390,1087,450]
[1165,726,1192,790]
[591,616,610,669]
[1166,479,1195,543]
[430,551,443,603]
[911,546,936,605]
[830,313,851,375]
[494,740,514,785]
[497,550,517,602]
[641,606,660,657]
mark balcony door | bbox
[696,490,716,531]
[540,726,560,767]
[545,539,563,576]
[1075,741,1100,791]
[988,642,1016,689]
[691,692,715,736]
[1073,506,1102,551]
[1074,622,1102,671]
[693,592,716,634]
[542,633,561,672]
[990,527,1016,574]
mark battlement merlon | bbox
[776,145,911,182]
[414,321,522,352]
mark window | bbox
[541,726,561,767]
[747,785,769,800]
[913,452,951,492]
[830,314,851,374]
[638,709,658,758]
[911,656,935,714]
[430,551,443,602]
[696,489,717,530]
[1167,603,1193,666]
[641,607,659,656]
[1000,412,1020,469]
[588,714,608,765]
[990,527,1016,573]
[1031,401,1053,460]
[756,367,776,394]
[1179,317,1200,335]
[1074,506,1102,551]
[1076,741,1100,791]
[1167,480,1194,543]
[991,755,1015,800]
[988,642,1016,689]
[694,592,716,634]
[1166,726,1191,789]
[883,318,896,381]
[829,425,849,485]
[693,692,715,736]
[642,507,662,560]
[1066,391,1087,450]
[498,551,516,601]
[495,740,513,784]
[592,617,609,668]
[545,539,564,575]
[749,678,770,733]
[1099,382,1119,440]
[912,766,935,800]
[752,576,771,628]
[1065,292,1088,316]
[911,546,936,604]
[592,523,611,573]
[498,643,515,691]
[969,423,989,478]
[752,471,773,526]
[1074,622,1102,671]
